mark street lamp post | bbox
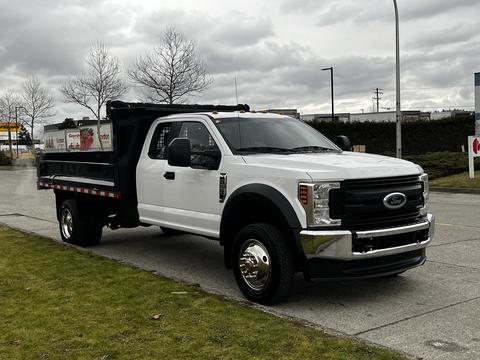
[393,0,402,158]
[322,67,335,122]
[15,106,27,158]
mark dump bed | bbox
[37,101,249,199]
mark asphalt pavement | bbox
[1,168,479,359]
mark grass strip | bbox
[431,171,480,188]
[0,225,407,360]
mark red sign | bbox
[473,138,480,155]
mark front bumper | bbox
[300,213,435,260]
[299,214,435,279]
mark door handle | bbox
[164,171,175,180]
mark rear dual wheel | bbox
[59,199,102,247]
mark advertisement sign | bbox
[44,130,66,151]
[44,122,112,152]
[78,123,112,151]
[66,129,81,151]
[0,122,20,132]
[468,136,480,178]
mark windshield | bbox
[211,116,340,154]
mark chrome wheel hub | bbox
[239,240,271,291]
[60,208,73,240]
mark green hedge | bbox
[404,152,479,179]
[308,115,475,155]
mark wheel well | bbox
[220,191,303,270]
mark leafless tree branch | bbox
[61,41,127,149]
[21,75,55,149]
[0,90,23,157]
[129,26,213,104]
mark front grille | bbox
[331,175,424,230]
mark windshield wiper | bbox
[236,146,293,154]
[291,146,338,153]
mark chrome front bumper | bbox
[300,214,435,260]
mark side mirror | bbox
[335,135,352,152]
[167,138,191,167]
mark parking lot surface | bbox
[1,168,479,359]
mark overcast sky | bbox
[0,0,479,128]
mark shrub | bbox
[0,151,11,166]
[404,152,479,179]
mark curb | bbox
[431,186,480,195]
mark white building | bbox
[300,113,351,122]
[430,110,472,120]
[349,111,430,123]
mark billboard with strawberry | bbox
[80,128,95,150]
[79,124,112,151]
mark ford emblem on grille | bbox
[383,192,407,209]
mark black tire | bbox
[160,226,183,235]
[58,199,102,247]
[232,223,295,305]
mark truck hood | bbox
[241,152,422,180]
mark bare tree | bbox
[61,42,127,149]
[129,26,212,104]
[21,76,55,149]
[0,90,23,158]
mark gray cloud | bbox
[280,0,325,14]
[200,40,304,75]
[134,9,274,48]
[402,0,477,20]
[407,23,480,50]
[0,1,134,76]
[209,14,274,47]
[281,0,480,27]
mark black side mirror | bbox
[167,138,191,167]
[335,135,352,151]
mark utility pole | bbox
[15,107,20,158]
[7,122,13,159]
[393,0,402,158]
[373,88,383,112]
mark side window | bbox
[179,122,220,169]
[178,122,219,152]
[148,122,173,159]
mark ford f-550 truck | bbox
[38,101,435,304]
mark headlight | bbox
[298,182,341,227]
[419,173,429,216]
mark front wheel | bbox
[59,199,102,247]
[232,223,295,305]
